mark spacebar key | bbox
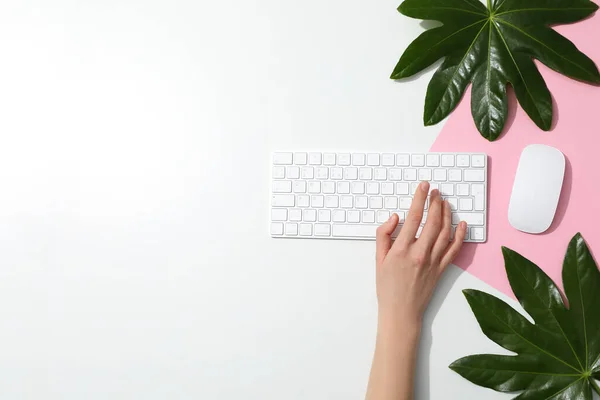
[332,224,379,238]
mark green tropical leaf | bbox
[392,0,600,141]
[450,234,600,399]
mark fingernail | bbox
[460,221,467,229]
[420,181,430,192]
[431,189,439,197]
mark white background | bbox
[0,1,586,399]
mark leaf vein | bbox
[495,7,597,16]
[496,19,597,80]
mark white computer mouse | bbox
[508,144,565,234]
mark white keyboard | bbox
[270,151,487,243]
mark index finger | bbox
[395,181,429,248]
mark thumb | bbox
[376,213,399,265]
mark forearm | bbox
[366,319,421,400]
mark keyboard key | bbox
[338,153,351,166]
[382,153,395,166]
[359,167,373,180]
[332,224,378,238]
[472,184,485,196]
[294,152,308,165]
[366,182,380,195]
[399,197,412,209]
[440,184,454,196]
[426,154,440,167]
[464,169,485,182]
[271,209,288,221]
[472,155,486,167]
[272,195,295,207]
[273,181,292,193]
[309,152,322,165]
[308,181,321,193]
[337,182,350,194]
[330,167,343,180]
[273,166,285,179]
[297,195,310,208]
[412,154,425,167]
[471,227,485,241]
[384,196,398,209]
[419,168,432,181]
[271,222,284,235]
[314,224,331,236]
[315,167,328,179]
[286,166,300,179]
[351,182,365,194]
[377,211,390,223]
[363,210,375,223]
[344,167,358,180]
[452,212,485,226]
[325,195,339,208]
[340,196,353,208]
[311,195,324,208]
[459,198,473,211]
[374,168,387,180]
[273,152,293,165]
[448,169,462,182]
[370,197,383,209]
[303,209,317,222]
[456,184,469,196]
[396,154,410,166]
[457,155,470,167]
[389,168,402,181]
[323,153,336,165]
[332,209,346,222]
[352,153,366,166]
[347,210,360,223]
[404,168,417,181]
[472,183,485,211]
[355,196,368,209]
[289,209,302,221]
[318,209,331,222]
[396,183,409,195]
[433,169,447,181]
[301,167,314,179]
[299,223,313,236]
[285,223,298,236]
[441,154,455,167]
[367,154,380,166]
[381,183,394,195]
[322,182,335,194]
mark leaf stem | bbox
[487,0,492,11]
[591,378,600,397]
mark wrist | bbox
[377,314,422,343]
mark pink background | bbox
[431,9,600,297]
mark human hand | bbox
[375,181,467,330]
